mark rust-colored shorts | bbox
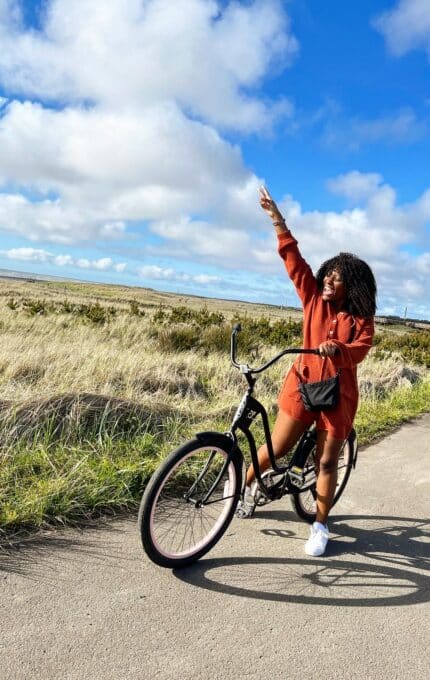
[278,380,355,440]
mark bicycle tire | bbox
[290,433,354,524]
[138,433,242,568]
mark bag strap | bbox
[296,352,340,384]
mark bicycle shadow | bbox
[258,510,429,567]
[174,513,430,608]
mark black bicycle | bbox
[138,324,358,568]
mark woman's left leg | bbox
[304,429,345,557]
[315,429,345,525]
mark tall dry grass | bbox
[0,278,429,538]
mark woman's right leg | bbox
[246,410,308,486]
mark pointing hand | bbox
[259,185,283,222]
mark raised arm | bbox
[259,186,318,305]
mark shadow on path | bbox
[175,513,430,608]
[0,516,138,581]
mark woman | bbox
[240,186,377,557]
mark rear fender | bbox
[290,426,317,469]
[348,428,358,468]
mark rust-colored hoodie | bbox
[277,232,374,438]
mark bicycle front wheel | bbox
[290,434,354,524]
[138,434,242,568]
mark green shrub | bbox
[60,299,75,314]
[6,298,18,310]
[151,304,224,328]
[155,326,200,352]
[22,298,53,316]
[193,306,225,327]
[170,305,195,323]
[149,308,302,355]
[152,304,167,323]
[130,300,145,316]
[373,331,430,367]
[78,302,109,324]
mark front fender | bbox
[195,431,245,492]
[195,431,237,455]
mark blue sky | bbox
[0,0,429,318]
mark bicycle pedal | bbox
[288,466,305,488]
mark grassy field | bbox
[0,276,429,541]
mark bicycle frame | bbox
[223,324,320,498]
[195,325,357,504]
[139,327,360,568]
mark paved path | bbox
[1,415,430,680]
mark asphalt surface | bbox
[1,414,430,680]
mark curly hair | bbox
[315,252,377,318]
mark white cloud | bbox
[416,252,430,274]
[403,279,425,297]
[137,265,184,281]
[323,108,426,150]
[137,264,220,286]
[75,256,125,271]
[0,2,429,317]
[149,176,430,273]
[277,184,430,312]
[0,0,297,132]
[54,254,73,266]
[149,217,254,260]
[100,222,126,239]
[327,171,383,201]
[0,1,294,247]
[1,247,126,273]
[280,182,430,266]
[193,274,220,284]
[0,100,268,242]
[3,247,51,262]
[142,176,430,312]
[374,0,430,58]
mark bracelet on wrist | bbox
[273,218,290,233]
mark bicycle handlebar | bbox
[230,324,320,374]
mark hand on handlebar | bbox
[318,341,338,358]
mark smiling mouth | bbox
[323,286,334,295]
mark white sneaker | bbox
[304,522,329,556]
[235,484,257,518]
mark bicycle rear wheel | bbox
[138,434,242,568]
[290,433,354,524]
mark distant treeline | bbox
[375,315,430,330]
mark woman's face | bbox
[322,268,346,307]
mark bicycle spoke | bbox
[148,446,237,560]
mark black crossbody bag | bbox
[298,371,340,411]
[297,316,357,411]
[297,354,340,412]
